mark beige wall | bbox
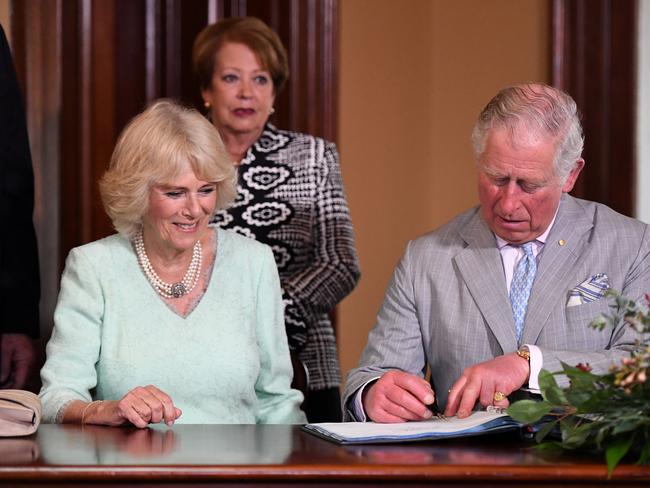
[337,0,550,379]
[0,0,9,36]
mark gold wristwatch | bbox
[516,347,531,362]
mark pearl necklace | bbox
[134,231,202,299]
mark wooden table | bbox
[0,424,648,486]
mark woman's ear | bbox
[201,88,213,109]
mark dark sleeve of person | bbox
[281,140,360,350]
[0,25,40,337]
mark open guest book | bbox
[303,408,524,444]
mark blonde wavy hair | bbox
[100,99,237,238]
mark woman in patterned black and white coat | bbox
[193,17,360,422]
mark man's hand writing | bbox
[445,352,529,418]
[363,371,435,423]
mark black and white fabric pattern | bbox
[213,124,360,390]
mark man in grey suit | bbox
[344,82,649,422]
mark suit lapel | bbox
[455,210,519,353]
[522,195,593,344]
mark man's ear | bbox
[562,158,585,193]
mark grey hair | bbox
[471,83,584,182]
[100,99,237,238]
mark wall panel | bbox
[553,0,637,216]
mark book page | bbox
[306,409,514,442]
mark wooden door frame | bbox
[552,0,637,216]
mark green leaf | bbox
[612,419,643,435]
[542,384,569,406]
[561,422,592,449]
[605,437,633,477]
[565,389,593,408]
[595,426,607,446]
[538,369,559,388]
[535,419,558,443]
[507,400,554,424]
[578,390,614,412]
[538,370,569,405]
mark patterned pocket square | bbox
[567,273,610,308]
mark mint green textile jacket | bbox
[40,227,306,424]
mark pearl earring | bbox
[269,107,275,115]
[204,101,211,109]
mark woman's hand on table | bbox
[71,385,182,428]
[114,385,182,427]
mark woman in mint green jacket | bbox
[39,100,306,427]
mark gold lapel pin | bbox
[559,239,566,246]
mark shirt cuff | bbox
[347,377,381,422]
[525,344,542,393]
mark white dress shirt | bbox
[495,210,559,393]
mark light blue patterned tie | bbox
[509,242,537,345]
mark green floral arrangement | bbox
[508,291,650,475]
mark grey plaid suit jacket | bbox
[343,194,650,418]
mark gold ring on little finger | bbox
[493,391,507,402]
